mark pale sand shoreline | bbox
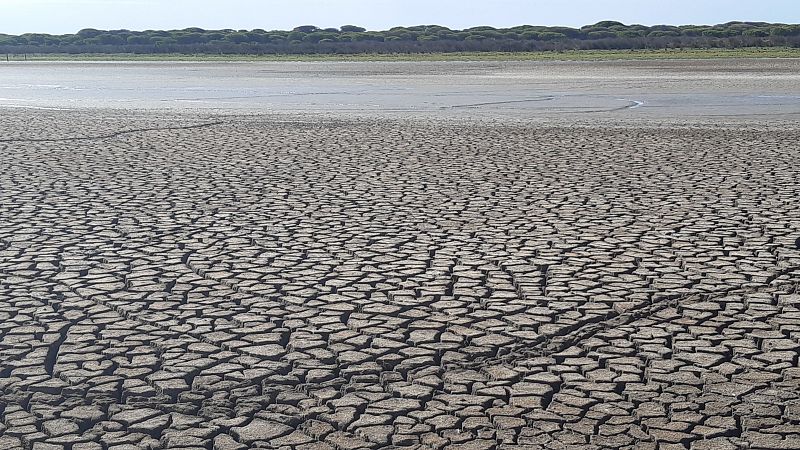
[0,59,799,120]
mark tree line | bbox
[1,21,799,55]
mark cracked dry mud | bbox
[1,109,800,450]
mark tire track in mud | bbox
[0,121,224,143]
[456,263,800,370]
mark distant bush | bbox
[648,31,681,37]
[292,25,319,33]
[127,35,151,45]
[303,32,339,43]
[743,29,770,37]
[770,26,800,36]
[587,31,618,39]
[702,29,732,38]
[537,32,568,41]
[617,30,646,38]
[591,21,626,29]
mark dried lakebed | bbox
[1,60,800,450]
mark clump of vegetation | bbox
[1,21,798,55]
[11,48,798,62]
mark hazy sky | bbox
[1,0,799,34]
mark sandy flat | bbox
[1,59,799,120]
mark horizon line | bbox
[3,20,799,35]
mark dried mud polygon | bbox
[1,111,799,449]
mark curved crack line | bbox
[566,100,645,114]
[443,96,556,109]
[0,121,224,143]
[455,264,800,369]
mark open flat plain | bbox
[1,59,800,450]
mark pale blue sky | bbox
[1,0,798,34]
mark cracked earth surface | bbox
[1,109,800,450]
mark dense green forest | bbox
[2,21,799,55]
